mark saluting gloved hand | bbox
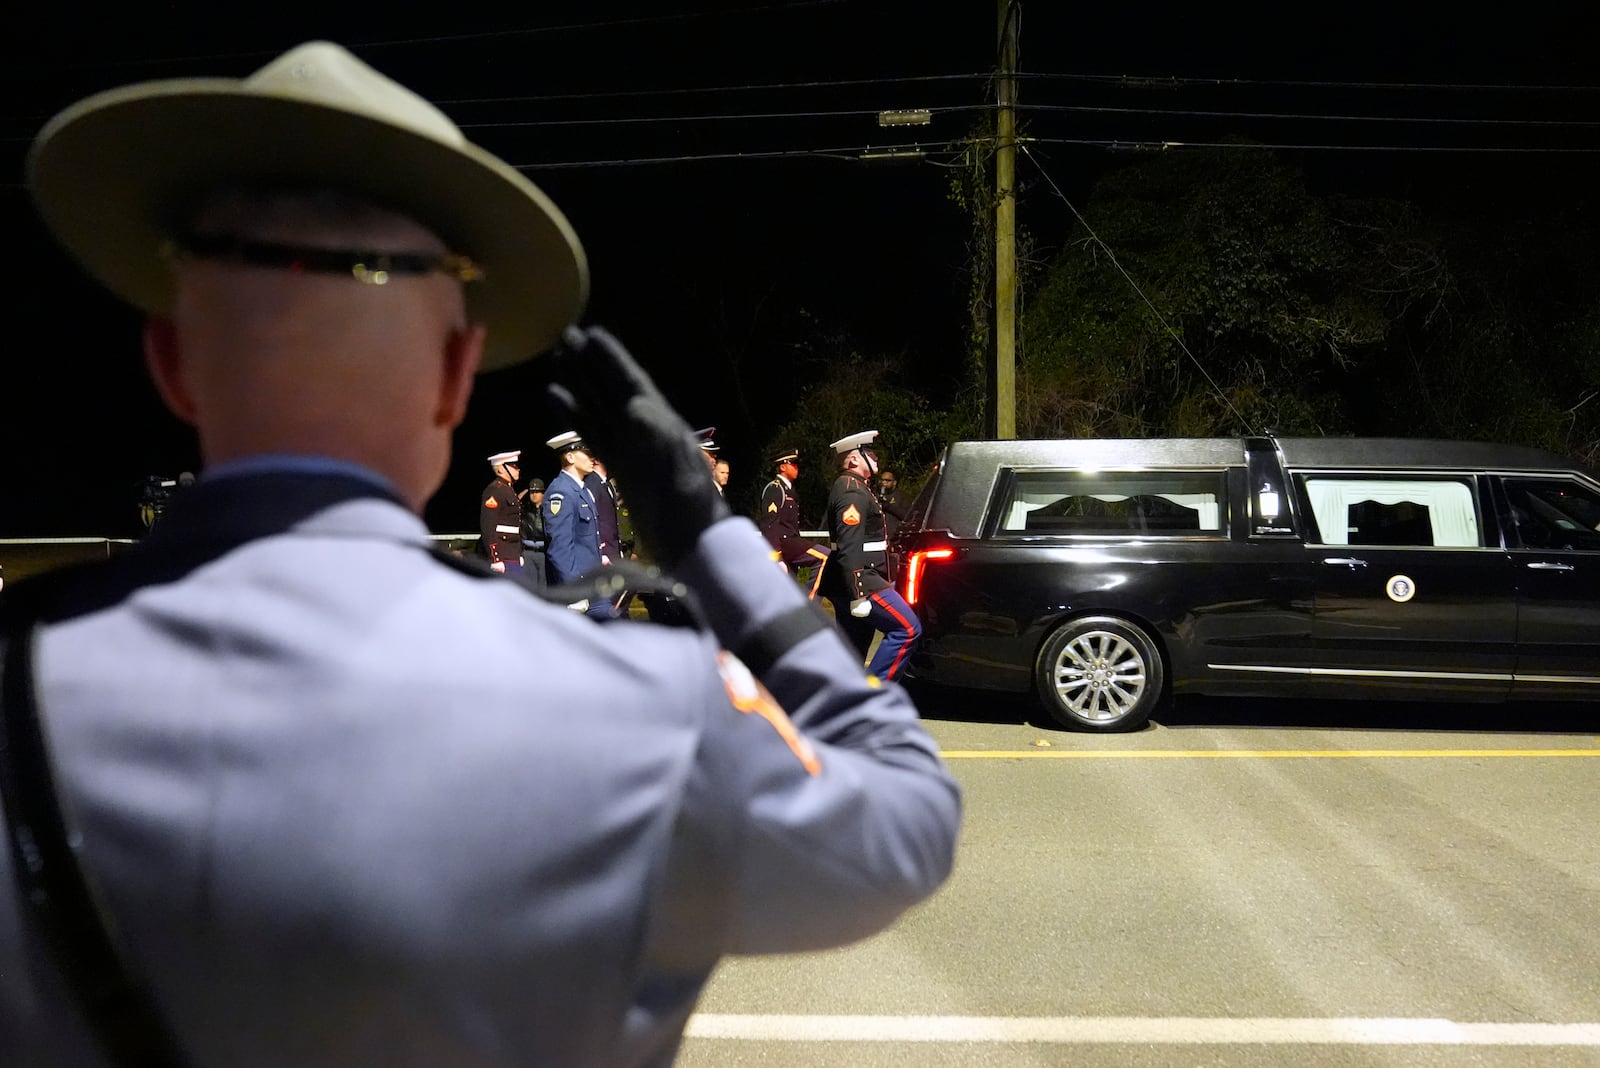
[546,326,731,565]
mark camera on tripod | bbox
[138,472,194,530]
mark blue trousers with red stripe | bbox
[862,587,921,682]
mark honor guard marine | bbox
[480,450,524,573]
[825,430,922,680]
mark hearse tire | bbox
[1035,616,1164,732]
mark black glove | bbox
[546,326,731,565]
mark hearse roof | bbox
[940,436,1587,474]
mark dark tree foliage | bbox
[1018,147,1600,466]
[761,345,966,526]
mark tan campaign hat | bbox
[27,40,588,371]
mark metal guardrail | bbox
[0,534,483,585]
[1,529,836,586]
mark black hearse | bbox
[892,437,1600,731]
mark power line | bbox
[1017,71,1600,94]
[459,104,989,131]
[437,73,992,107]
[512,142,961,170]
[1017,142,1255,434]
[1016,103,1600,130]
[1026,137,1600,155]
[0,71,992,130]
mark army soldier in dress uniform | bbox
[759,446,830,600]
[480,449,524,574]
[825,430,922,680]
[542,431,611,618]
[695,426,720,483]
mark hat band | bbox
[166,235,484,285]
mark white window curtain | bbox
[1304,478,1478,547]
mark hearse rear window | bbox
[997,470,1226,535]
[1302,476,1480,547]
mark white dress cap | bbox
[545,430,591,453]
[829,430,879,455]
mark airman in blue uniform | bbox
[541,431,610,619]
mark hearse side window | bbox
[903,461,942,534]
[1501,477,1600,552]
[997,470,1225,535]
[1301,476,1480,547]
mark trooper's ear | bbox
[433,322,486,428]
[143,315,199,425]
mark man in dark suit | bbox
[585,458,621,567]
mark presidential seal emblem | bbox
[1386,575,1416,603]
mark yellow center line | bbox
[939,748,1600,759]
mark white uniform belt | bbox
[494,524,520,534]
[863,540,888,552]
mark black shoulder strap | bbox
[1,571,188,1067]
[0,475,707,1068]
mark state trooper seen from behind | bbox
[3,40,959,1068]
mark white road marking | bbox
[685,1015,1600,1046]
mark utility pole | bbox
[994,0,1019,439]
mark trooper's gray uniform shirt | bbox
[0,466,961,1067]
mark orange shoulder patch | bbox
[484,496,499,508]
[842,503,861,526]
[717,651,821,776]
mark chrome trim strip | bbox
[1301,544,1510,553]
[1514,674,1600,685]
[1209,664,1513,682]
[1211,664,1600,685]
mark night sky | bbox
[3,3,1595,537]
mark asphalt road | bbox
[677,689,1600,1067]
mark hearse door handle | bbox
[1526,561,1575,571]
[1323,557,1369,569]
